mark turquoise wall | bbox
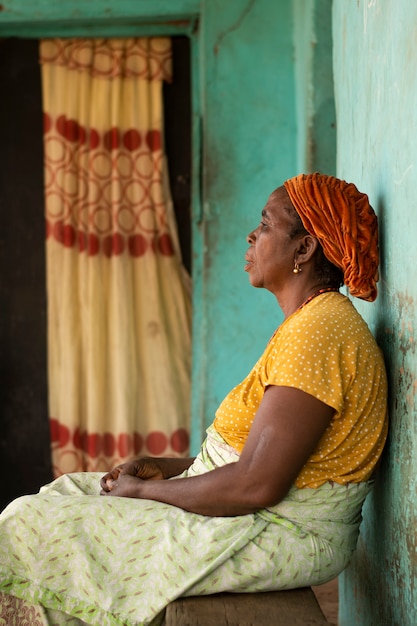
[333,1,417,624]
[293,0,336,175]
[192,0,297,449]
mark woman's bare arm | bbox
[100,386,334,516]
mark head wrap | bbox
[284,173,379,302]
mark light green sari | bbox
[0,426,371,625]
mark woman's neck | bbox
[277,283,339,319]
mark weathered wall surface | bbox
[333,1,417,624]
[293,0,336,175]
[192,0,297,448]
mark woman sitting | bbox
[0,173,388,626]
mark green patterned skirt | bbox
[0,426,371,625]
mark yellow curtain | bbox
[40,38,192,475]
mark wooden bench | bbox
[165,588,330,625]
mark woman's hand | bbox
[100,457,195,496]
[100,473,144,498]
[100,458,165,495]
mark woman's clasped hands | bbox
[100,458,165,498]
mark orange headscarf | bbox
[284,173,379,302]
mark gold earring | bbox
[293,262,301,274]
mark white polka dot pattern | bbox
[214,293,388,487]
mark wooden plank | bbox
[165,589,330,626]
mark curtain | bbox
[40,38,192,476]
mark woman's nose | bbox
[247,228,257,244]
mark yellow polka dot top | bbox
[213,292,388,488]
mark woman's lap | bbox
[0,447,370,624]
[0,474,268,625]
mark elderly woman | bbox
[0,173,387,625]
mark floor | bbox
[313,578,339,625]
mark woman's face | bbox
[245,186,299,294]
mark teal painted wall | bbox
[192,0,297,448]
[333,1,417,624]
[293,0,336,175]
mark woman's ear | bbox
[294,235,319,266]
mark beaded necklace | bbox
[296,286,339,313]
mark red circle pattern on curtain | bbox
[44,116,175,259]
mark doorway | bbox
[0,36,192,510]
